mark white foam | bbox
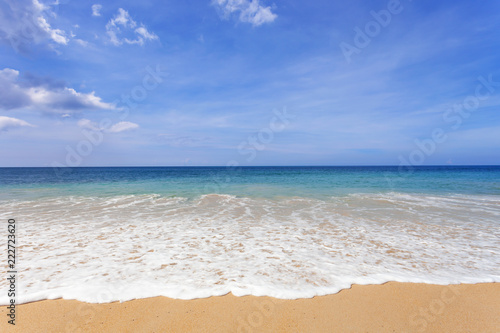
[0,193,499,304]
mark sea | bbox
[0,166,499,304]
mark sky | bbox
[0,0,499,167]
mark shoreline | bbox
[1,282,499,332]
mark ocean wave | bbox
[0,192,499,304]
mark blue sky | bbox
[0,0,499,167]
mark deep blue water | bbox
[1,166,499,200]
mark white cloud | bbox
[91,4,102,17]
[212,0,277,26]
[135,27,158,41]
[0,68,116,114]
[113,8,134,26]
[77,118,99,130]
[106,8,158,46]
[108,121,139,133]
[28,87,115,111]
[0,0,70,51]
[74,39,89,47]
[78,119,139,133]
[0,116,35,132]
[37,15,68,45]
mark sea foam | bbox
[0,193,499,304]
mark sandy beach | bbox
[1,282,499,332]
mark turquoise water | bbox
[2,166,500,200]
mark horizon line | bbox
[1,165,500,168]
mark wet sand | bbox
[1,282,499,332]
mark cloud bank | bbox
[0,68,116,114]
[0,0,69,52]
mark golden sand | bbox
[1,282,499,332]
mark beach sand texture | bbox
[1,282,499,332]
